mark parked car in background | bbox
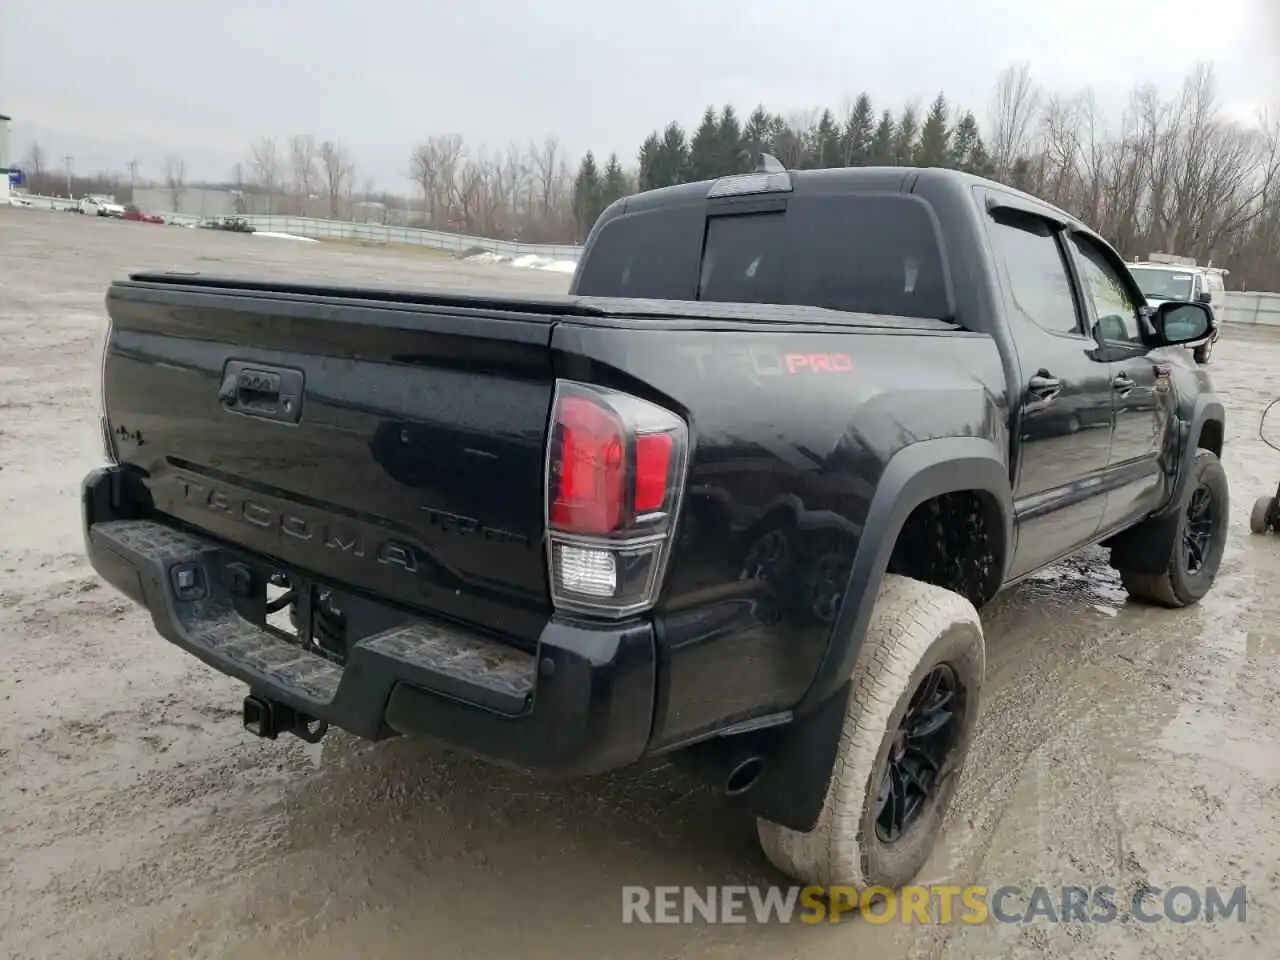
[78,196,126,218]
[124,205,165,224]
[1129,259,1226,365]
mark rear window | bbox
[575,194,951,321]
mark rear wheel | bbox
[1113,449,1228,606]
[756,575,983,890]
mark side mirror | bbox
[1196,290,1213,305]
[1094,315,1130,343]
[1152,301,1212,345]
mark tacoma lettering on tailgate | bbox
[176,478,423,574]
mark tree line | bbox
[15,61,1280,289]
[572,62,1280,290]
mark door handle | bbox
[1112,372,1136,395]
[1027,373,1062,402]
[218,361,304,423]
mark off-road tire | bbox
[1113,449,1229,607]
[756,574,984,890]
[1250,496,1273,535]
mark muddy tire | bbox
[1114,449,1229,607]
[1193,339,1214,365]
[1250,496,1273,535]
[756,574,983,890]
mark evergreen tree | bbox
[947,111,994,177]
[716,105,749,174]
[637,132,661,191]
[893,104,919,165]
[967,134,993,178]
[650,122,690,188]
[812,109,842,169]
[689,107,721,181]
[601,153,629,207]
[743,106,775,166]
[572,152,602,238]
[842,93,875,166]
[916,93,951,167]
[870,110,896,165]
[947,111,979,171]
[1009,156,1037,192]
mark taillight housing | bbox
[93,314,117,464]
[544,380,689,618]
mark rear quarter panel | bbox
[551,321,1010,747]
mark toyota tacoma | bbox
[83,160,1227,892]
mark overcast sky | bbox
[2,0,1277,189]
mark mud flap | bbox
[1105,511,1181,576]
[743,682,852,832]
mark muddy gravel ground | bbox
[2,208,1279,960]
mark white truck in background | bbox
[1129,253,1227,365]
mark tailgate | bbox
[102,277,561,642]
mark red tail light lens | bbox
[545,381,689,618]
[550,396,626,535]
[634,433,674,513]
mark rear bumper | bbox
[82,466,656,777]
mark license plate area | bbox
[220,553,413,666]
[264,573,346,665]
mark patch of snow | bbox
[509,254,548,269]
[254,231,319,242]
[463,249,579,274]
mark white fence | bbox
[1221,291,1280,327]
[16,194,584,261]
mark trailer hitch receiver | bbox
[243,694,329,743]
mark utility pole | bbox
[63,155,73,198]
[126,158,139,197]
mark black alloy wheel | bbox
[874,663,962,844]
[1183,484,1215,575]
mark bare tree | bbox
[1037,93,1082,207]
[989,62,1041,180]
[250,136,282,213]
[22,142,47,192]
[289,134,318,210]
[528,135,563,215]
[317,140,353,219]
[409,134,466,227]
[162,155,187,214]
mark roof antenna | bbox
[755,153,785,173]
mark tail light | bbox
[93,314,117,464]
[545,380,689,617]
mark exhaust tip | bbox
[725,755,764,797]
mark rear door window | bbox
[575,193,951,321]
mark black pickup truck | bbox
[83,160,1227,893]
